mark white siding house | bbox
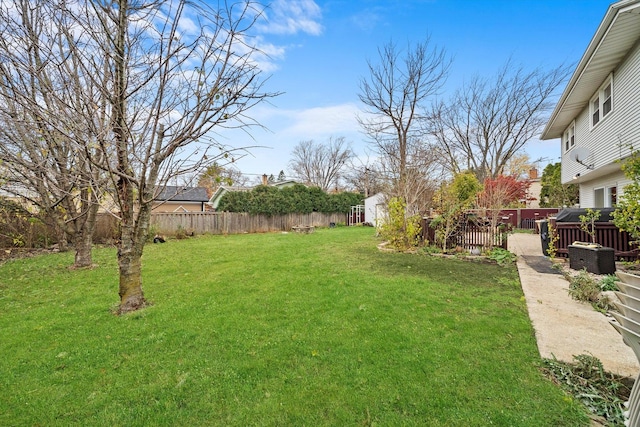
[541,0,640,208]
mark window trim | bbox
[607,186,617,207]
[590,74,613,129]
[563,121,575,153]
[594,187,605,208]
[594,185,617,208]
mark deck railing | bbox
[550,219,639,261]
[421,218,508,251]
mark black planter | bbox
[568,243,616,275]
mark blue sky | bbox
[220,0,613,180]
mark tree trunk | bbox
[73,233,94,268]
[112,0,146,315]
[117,245,146,314]
[72,201,100,268]
[116,193,149,314]
[55,222,69,252]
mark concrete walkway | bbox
[508,233,639,377]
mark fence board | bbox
[149,212,348,235]
[550,220,639,261]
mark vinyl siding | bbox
[561,40,640,187]
[575,170,630,208]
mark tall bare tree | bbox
[77,0,278,313]
[504,153,534,179]
[375,137,447,215]
[343,157,388,197]
[428,61,571,182]
[358,38,450,211]
[0,0,109,268]
[288,137,353,191]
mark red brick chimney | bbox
[262,174,268,185]
[528,168,538,179]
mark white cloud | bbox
[249,36,287,73]
[349,9,385,33]
[279,104,361,137]
[257,0,323,36]
[215,103,371,174]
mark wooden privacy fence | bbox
[150,212,348,235]
[550,219,639,261]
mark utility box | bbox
[568,243,616,275]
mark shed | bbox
[364,193,386,227]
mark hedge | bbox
[217,184,363,215]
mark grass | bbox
[0,227,588,426]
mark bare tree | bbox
[358,38,450,210]
[197,163,249,198]
[476,175,531,249]
[343,157,388,197]
[53,0,277,313]
[288,137,353,191]
[428,61,571,182]
[504,153,534,179]
[375,137,448,215]
[0,0,108,268]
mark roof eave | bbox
[541,0,640,140]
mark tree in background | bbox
[343,157,388,197]
[0,0,108,268]
[66,0,276,313]
[379,197,422,251]
[539,163,579,207]
[476,175,531,249]
[288,137,353,192]
[197,163,248,198]
[504,154,534,179]
[448,171,483,206]
[478,175,531,209]
[376,137,448,215]
[430,172,481,252]
[429,61,571,181]
[613,149,640,244]
[358,38,450,212]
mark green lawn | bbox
[0,227,588,426]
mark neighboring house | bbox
[208,185,252,210]
[153,186,210,212]
[0,184,30,207]
[364,192,386,227]
[525,168,541,209]
[541,0,640,208]
[271,179,297,189]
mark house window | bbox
[602,83,612,116]
[608,186,617,206]
[563,122,575,152]
[592,97,600,126]
[594,188,604,208]
[590,74,613,128]
[594,185,617,208]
